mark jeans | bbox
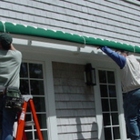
[0,95,17,140]
[123,89,140,140]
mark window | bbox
[98,70,120,140]
[20,62,48,140]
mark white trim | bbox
[20,60,48,139]
[94,68,104,140]
[115,69,128,140]
[45,59,58,140]
[22,54,58,140]
[95,67,129,140]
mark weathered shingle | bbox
[53,62,97,139]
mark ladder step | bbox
[25,121,35,126]
[15,99,43,140]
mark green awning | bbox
[0,21,139,53]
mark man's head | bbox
[115,49,129,57]
[0,33,12,50]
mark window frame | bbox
[19,59,59,140]
[94,67,129,140]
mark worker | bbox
[99,46,140,140]
[0,33,22,140]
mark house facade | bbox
[0,0,140,140]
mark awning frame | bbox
[0,21,140,53]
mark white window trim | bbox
[115,68,128,140]
[22,54,59,139]
[20,60,48,138]
[45,59,58,140]
[94,67,129,140]
[94,70,104,140]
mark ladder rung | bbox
[15,99,43,140]
[25,121,35,126]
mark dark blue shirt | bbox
[100,46,126,69]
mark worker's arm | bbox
[100,46,126,69]
[10,44,16,50]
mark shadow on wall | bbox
[52,62,104,140]
[76,117,99,140]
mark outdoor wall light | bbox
[84,63,96,86]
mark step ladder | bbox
[15,95,44,140]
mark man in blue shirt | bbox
[100,46,140,140]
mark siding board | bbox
[1,0,139,46]
[53,62,97,140]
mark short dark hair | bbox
[0,33,12,50]
[120,50,129,55]
[115,49,129,55]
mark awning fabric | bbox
[0,21,139,53]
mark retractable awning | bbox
[0,21,139,53]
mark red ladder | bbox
[15,95,43,140]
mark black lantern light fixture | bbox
[84,63,96,86]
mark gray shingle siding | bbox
[0,0,139,46]
[53,62,98,140]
